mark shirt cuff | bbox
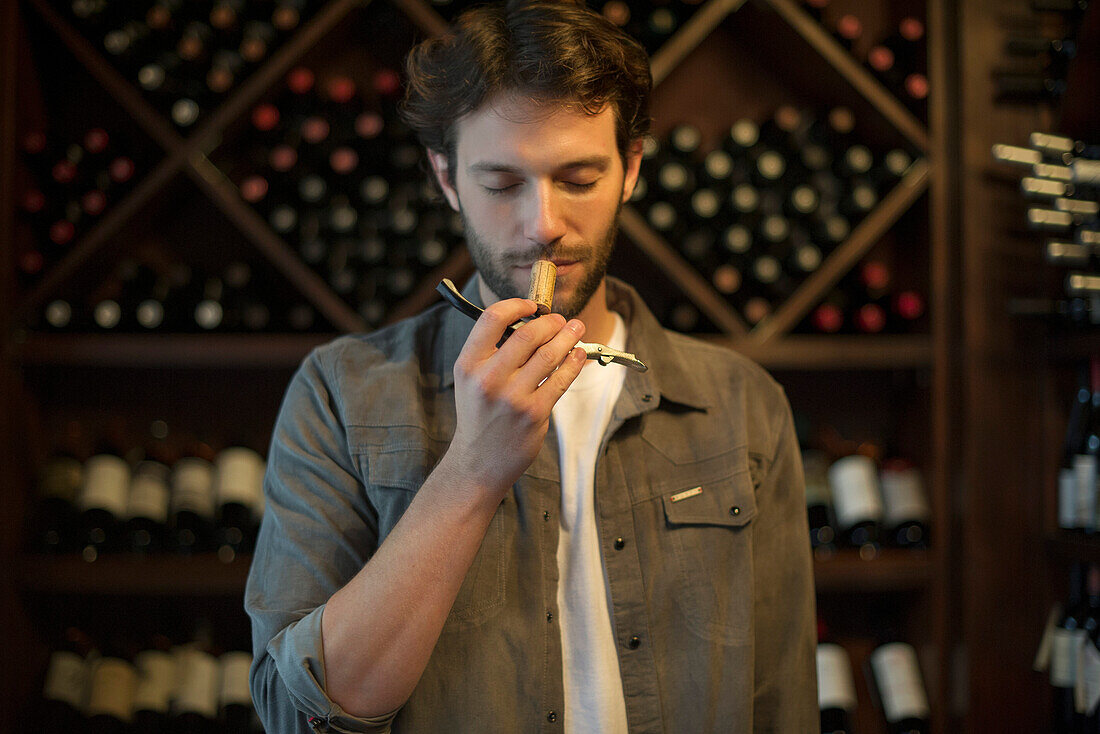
[267,604,401,733]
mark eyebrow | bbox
[468,155,612,175]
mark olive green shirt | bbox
[246,275,817,733]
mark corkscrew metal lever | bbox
[436,279,648,372]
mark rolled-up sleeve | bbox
[751,391,819,732]
[245,345,397,733]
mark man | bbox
[246,1,817,731]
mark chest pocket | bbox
[351,425,509,626]
[660,467,757,645]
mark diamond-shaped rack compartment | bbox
[206,0,477,333]
[23,174,338,342]
[617,0,931,345]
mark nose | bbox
[523,180,567,247]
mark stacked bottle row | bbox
[230,66,464,328]
[40,625,261,734]
[803,449,931,559]
[989,0,1090,106]
[818,637,930,734]
[632,106,916,328]
[797,259,927,334]
[16,126,142,286]
[60,0,323,128]
[36,256,325,333]
[799,2,929,119]
[995,132,1100,329]
[28,420,265,563]
[1036,563,1100,734]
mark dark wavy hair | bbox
[399,0,652,180]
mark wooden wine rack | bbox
[0,0,962,730]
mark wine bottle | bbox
[827,453,884,553]
[870,642,931,734]
[30,422,87,553]
[86,635,137,734]
[1074,358,1100,533]
[803,450,837,557]
[173,634,221,734]
[880,458,931,548]
[77,436,132,561]
[41,627,94,734]
[1050,564,1088,734]
[219,650,255,730]
[169,440,217,554]
[125,459,171,554]
[1062,365,1093,531]
[131,635,175,734]
[817,643,857,734]
[213,446,265,562]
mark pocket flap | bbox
[662,471,757,528]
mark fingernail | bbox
[568,320,584,334]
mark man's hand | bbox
[442,297,586,497]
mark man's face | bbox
[429,94,642,319]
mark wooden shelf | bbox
[710,334,933,369]
[10,333,337,368]
[813,549,933,592]
[21,554,251,596]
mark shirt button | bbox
[729,506,741,516]
[543,510,551,522]
[546,611,554,622]
[614,537,625,550]
[547,710,558,723]
[628,635,641,649]
[642,393,653,402]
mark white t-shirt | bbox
[551,312,629,734]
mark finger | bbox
[532,345,587,410]
[493,313,568,373]
[514,318,585,392]
[461,298,539,361]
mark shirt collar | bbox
[438,273,711,412]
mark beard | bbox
[460,199,622,321]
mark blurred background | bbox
[0,0,1097,731]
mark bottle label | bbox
[1077,639,1100,714]
[39,457,83,503]
[87,657,137,722]
[127,461,170,523]
[827,455,884,529]
[172,458,215,518]
[870,643,929,723]
[79,454,130,517]
[880,466,931,526]
[215,448,264,507]
[43,650,87,710]
[175,645,220,718]
[1074,454,1097,530]
[816,643,857,711]
[1052,628,1086,688]
[219,651,254,707]
[1060,468,1079,530]
[133,650,175,714]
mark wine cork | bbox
[528,260,556,315]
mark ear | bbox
[620,137,645,205]
[427,148,461,212]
